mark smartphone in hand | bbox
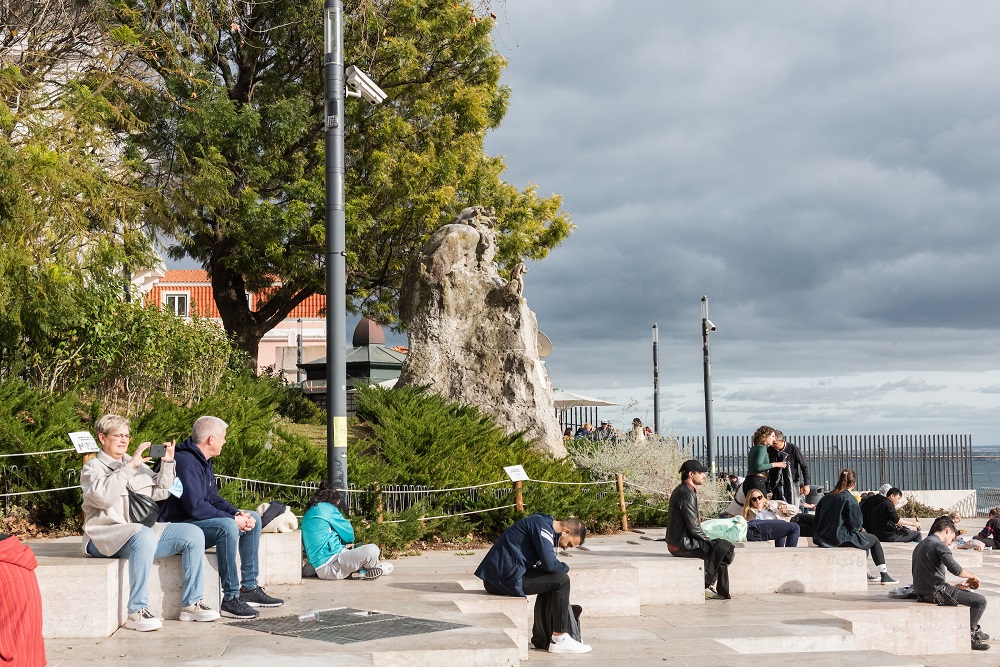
[149,443,167,459]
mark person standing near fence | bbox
[743,426,786,500]
[475,513,591,654]
[768,430,809,506]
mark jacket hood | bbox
[176,437,209,465]
[0,535,38,571]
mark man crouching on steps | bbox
[667,459,735,599]
[475,514,591,654]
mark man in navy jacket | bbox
[475,513,590,654]
[160,415,284,620]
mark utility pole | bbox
[652,323,660,436]
[701,296,716,474]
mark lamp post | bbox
[652,323,660,436]
[701,296,716,474]
[324,0,348,504]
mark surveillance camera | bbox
[705,319,716,333]
[345,65,386,105]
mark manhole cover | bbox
[228,607,469,645]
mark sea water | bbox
[973,444,1000,512]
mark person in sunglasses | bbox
[741,491,800,547]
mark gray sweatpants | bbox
[316,544,380,580]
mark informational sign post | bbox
[68,431,99,454]
[503,465,529,482]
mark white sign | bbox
[503,465,529,482]
[68,431,99,454]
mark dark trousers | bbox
[792,512,814,537]
[485,570,580,649]
[742,475,767,498]
[839,532,885,566]
[881,528,922,543]
[748,519,800,547]
[921,585,987,630]
[672,538,735,597]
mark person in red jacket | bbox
[0,533,46,667]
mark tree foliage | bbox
[121,0,572,364]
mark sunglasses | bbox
[750,496,765,503]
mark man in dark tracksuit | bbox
[475,514,590,654]
[667,459,735,599]
[912,515,989,651]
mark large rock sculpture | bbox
[397,206,566,457]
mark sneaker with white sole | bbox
[866,571,877,581]
[125,608,162,632]
[548,635,592,654]
[239,586,284,608]
[355,565,388,580]
[221,596,258,619]
[179,600,220,622]
[880,572,900,585]
[376,562,394,576]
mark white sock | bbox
[878,564,888,573]
[551,634,566,643]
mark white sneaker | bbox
[179,600,220,622]
[376,561,394,576]
[548,635,592,654]
[125,608,162,632]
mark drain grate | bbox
[228,607,469,645]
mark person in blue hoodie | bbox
[159,416,284,620]
[301,481,392,580]
[475,513,591,655]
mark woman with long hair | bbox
[736,426,787,514]
[741,491,800,547]
[813,468,899,584]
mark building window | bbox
[164,293,189,317]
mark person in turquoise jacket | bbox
[301,482,392,580]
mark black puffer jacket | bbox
[666,481,709,550]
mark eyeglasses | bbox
[108,432,131,440]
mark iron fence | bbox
[677,434,972,492]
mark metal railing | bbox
[678,434,972,492]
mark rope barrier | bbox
[377,480,510,494]
[382,503,518,524]
[0,448,75,458]
[529,479,616,486]
[0,485,79,498]
[214,475,359,493]
[622,480,670,495]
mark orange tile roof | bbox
[161,269,210,283]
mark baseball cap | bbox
[679,459,710,475]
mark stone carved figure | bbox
[397,206,566,457]
[508,260,527,300]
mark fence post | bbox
[514,480,524,511]
[616,474,629,531]
[375,483,383,524]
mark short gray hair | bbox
[191,416,228,445]
[95,414,129,436]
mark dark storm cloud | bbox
[487,1,1000,440]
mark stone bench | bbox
[569,545,706,605]
[31,531,303,638]
[728,546,868,595]
[31,538,220,638]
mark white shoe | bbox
[377,561,394,575]
[125,608,162,632]
[179,600,220,622]
[548,635,592,654]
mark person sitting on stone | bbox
[475,513,591,654]
[574,422,594,439]
[860,487,922,543]
[667,459,735,599]
[595,420,617,439]
[966,507,1000,550]
[301,481,393,580]
[741,490,800,547]
[912,515,990,651]
[159,416,284,620]
[813,468,899,585]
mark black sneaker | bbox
[221,596,258,619]
[879,572,899,585]
[240,586,284,608]
[972,637,990,651]
[975,626,991,642]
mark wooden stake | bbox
[616,473,629,531]
[515,480,524,512]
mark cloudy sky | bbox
[479,1,1000,444]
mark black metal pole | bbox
[701,296,715,474]
[652,323,660,436]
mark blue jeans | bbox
[87,523,206,613]
[188,511,260,600]
[747,519,800,547]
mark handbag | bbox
[128,488,160,528]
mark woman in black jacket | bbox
[813,468,899,585]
